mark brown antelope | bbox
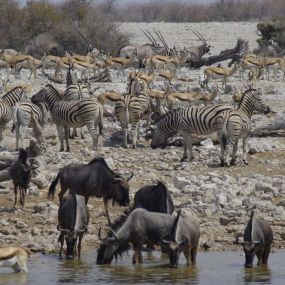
[156,69,177,82]
[0,246,31,272]
[97,91,124,106]
[260,56,284,81]
[128,70,156,87]
[0,52,33,78]
[150,48,189,70]
[248,66,263,88]
[203,62,240,89]
[16,56,43,79]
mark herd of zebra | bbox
[0,43,276,167]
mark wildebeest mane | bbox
[97,207,132,263]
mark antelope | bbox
[16,56,43,79]
[97,91,124,106]
[0,52,34,78]
[203,62,240,89]
[150,48,189,70]
[248,66,263,88]
[0,246,31,272]
[156,69,177,82]
[186,30,211,65]
[102,51,139,75]
[128,70,156,87]
[259,56,284,81]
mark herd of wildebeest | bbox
[0,29,282,273]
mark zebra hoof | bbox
[59,148,64,152]
[180,157,187,162]
[220,161,225,167]
[230,160,236,166]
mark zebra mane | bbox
[1,86,23,99]
[156,108,181,125]
[238,88,257,108]
[45,84,61,98]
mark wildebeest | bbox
[9,148,31,210]
[134,181,174,214]
[0,246,31,272]
[48,157,133,225]
[57,194,89,259]
[96,209,200,267]
[234,211,273,268]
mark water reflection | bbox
[243,265,272,284]
[0,272,27,284]
[57,258,93,284]
[0,250,284,285]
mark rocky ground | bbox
[0,22,285,255]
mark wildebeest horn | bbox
[234,233,243,245]
[57,225,71,233]
[127,171,134,181]
[252,241,262,245]
[110,228,118,240]
[177,236,188,245]
[162,239,172,244]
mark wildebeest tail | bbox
[98,103,104,136]
[48,172,60,199]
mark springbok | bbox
[203,62,240,89]
[0,246,31,272]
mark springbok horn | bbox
[127,171,134,181]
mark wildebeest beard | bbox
[96,208,132,264]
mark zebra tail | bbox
[221,112,230,149]
[48,172,60,199]
[98,104,104,136]
[11,105,19,133]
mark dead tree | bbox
[187,38,249,69]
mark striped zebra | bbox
[63,82,90,139]
[0,86,28,147]
[12,102,49,150]
[31,84,103,152]
[220,89,270,167]
[114,78,152,148]
[151,104,233,162]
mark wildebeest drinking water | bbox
[48,157,133,225]
[234,211,273,268]
[97,209,200,267]
[57,193,89,259]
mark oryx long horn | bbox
[191,30,206,44]
[154,29,168,49]
[72,22,93,50]
[127,171,134,181]
[146,30,158,46]
[141,28,156,46]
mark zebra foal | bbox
[220,89,270,167]
[31,84,103,152]
[12,101,49,150]
[151,104,233,162]
[0,87,28,147]
[114,77,153,148]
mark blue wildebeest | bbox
[48,157,133,226]
[57,194,89,259]
[234,211,273,268]
[96,209,200,267]
[134,181,174,214]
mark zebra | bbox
[220,89,270,167]
[31,84,103,152]
[151,104,234,162]
[62,82,90,139]
[114,77,153,148]
[12,102,49,150]
[0,87,28,147]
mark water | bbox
[0,250,285,285]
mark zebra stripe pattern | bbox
[63,83,90,101]
[114,91,152,148]
[12,102,49,150]
[0,86,27,146]
[220,89,270,166]
[151,104,233,162]
[31,84,103,152]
